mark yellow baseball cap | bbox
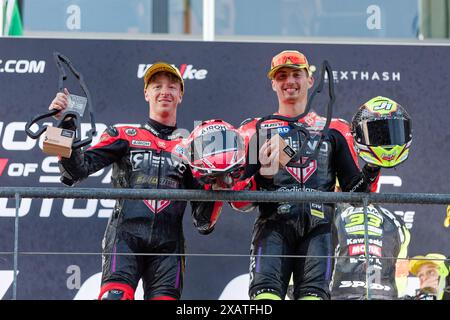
[143,62,184,94]
[409,253,449,277]
[267,50,315,79]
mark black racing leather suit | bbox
[231,112,379,300]
[330,204,410,300]
[59,118,223,299]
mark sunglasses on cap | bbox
[268,50,314,79]
[272,51,308,68]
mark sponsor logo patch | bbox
[285,158,317,183]
[131,140,151,147]
[125,128,137,136]
[348,244,382,257]
[143,199,171,214]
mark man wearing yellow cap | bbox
[48,62,224,300]
[408,253,450,300]
[231,50,380,300]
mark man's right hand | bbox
[48,88,70,119]
[259,139,280,178]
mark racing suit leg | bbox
[292,223,332,300]
[100,219,142,294]
[249,218,294,300]
[141,239,186,300]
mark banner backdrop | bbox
[0,38,449,299]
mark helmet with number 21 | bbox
[351,96,412,168]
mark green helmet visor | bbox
[355,118,411,146]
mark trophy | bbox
[259,133,297,177]
[25,52,96,158]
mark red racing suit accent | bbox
[59,118,223,299]
[232,112,379,211]
[331,118,379,193]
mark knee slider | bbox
[98,282,134,300]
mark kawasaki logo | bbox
[137,63,208,80]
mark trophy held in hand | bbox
[25,52,96,158]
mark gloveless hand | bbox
[48,88,70,119]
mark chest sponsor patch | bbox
[143,199,171,214]
[130,150,187,174]
[285,158,317,183]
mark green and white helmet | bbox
[351,96,412,168]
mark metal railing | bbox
[2,187,450,203]
[1,186,449,300]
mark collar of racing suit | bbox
[273,111,320,127]
[144,118,177,138]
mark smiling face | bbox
[271,67,313,114]
[144,72,183,124]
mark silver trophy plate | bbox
[66,94,87,117]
